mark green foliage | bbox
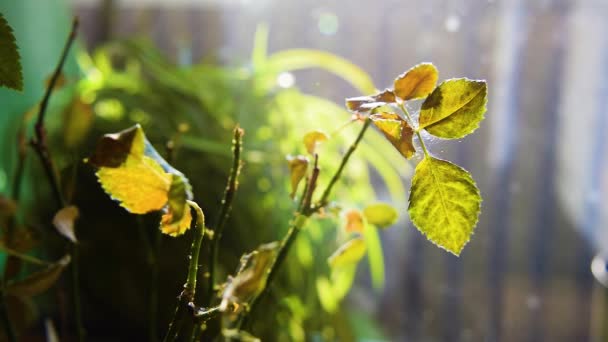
[347,64,487,255]
[408,157,481,255]
[419,78,488,139]
[0,12,22,91]
[363,202,398,228]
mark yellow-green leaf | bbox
[160,202,193,237]
[394,63,438,101]
[52,205,79,243]
[346,88,396,112]
[303,130,329,154]
[89,125,193,217]
[63,96,94,148]
[5,255,71,297]
[328,237,367,268]
[408,157,481,255]
[220,242,279,312]
[363,202,398,228]
[343,209,364,234]
[316,276,338,313]
[286,155,309,198]
[419,78,488,139]
[370,113,416,159]
[0,13,23,91]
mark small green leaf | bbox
[370,112,416,159]
[286,155,309,198]
[363,223,385,290]
[316,276,338,313]
[5,255,71,297]
[328,236,367,268]
[0,13,23,91]
[220,242,279,312]
[393,63,438,101]
[52,205,79,243]
[363,202,398,228]
[419,78,488,139]
[408,157,481,255]
[303,130,329,154]
[346,89,395,112]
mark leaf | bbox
[222,329,261,342]
[220,242,279,312]
[363,223,385,290]
[0,13,23,91]
[316,276,338,313]
[63,96,94,148]
[160,202,192,237]
[346,89,395,112]
[393,63,438,101]
[328,236,367,268]
[370,113,416,159]
[5,255,71,297]
[303,130,329,154]
[52,205,79,243]
[286,155,309,198]
[408,157,481,255]
[363,202,399,228]
[89,125,192,218]
[159,175,193,236]
[343,209,364,234]
[418,78,488,139]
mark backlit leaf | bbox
[286,155,309,198]
[394,63,438,101]
[316,276,338,313]
[52,205,79,243]
[419,78,488,139]
[63,96,94,148]
[0,13,23,91]
[346,89,395,112]
[363,223,385,289]
[220,242,279,312]
[370,112,416,159]
[160,202,192,237]
[408,157,481,255]
[5,255,71,297]
[328,236,367,268]
[363,202,398,228]
[343,209,364,233]
[303,130,329,154]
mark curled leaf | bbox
[0,13,23,91]
[287,155,309,198]
[52,205,79,243]
[370,112,416,159]
[394,63,438,101]
[5,255,71,297]
[363,202,398,228]
[220,242,279,312]
[408,157,481,255]
[345,88,395,112]
[419,78,488,139]
[328,236,367,268]
[160,202,193,237]
[303,130,329,154]
[343,209,364,233]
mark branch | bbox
[205,126,244,304]
[30,18,79,207]
[163,201,206,342]
[241,119,370,327]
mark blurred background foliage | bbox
[0,1,411,340]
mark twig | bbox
[28,18,83,342]
[205,126,244,304]
[240,118,371,327]
[163,201,206,342]
[30,18,78,207]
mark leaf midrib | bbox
[426,158,456,234]
[422,82,484,129]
